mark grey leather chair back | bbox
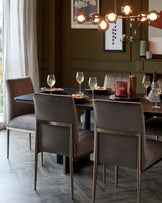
[34,93,79,156]
[6,77,34,121]
[94,100,146,169]
[103,73,129,91]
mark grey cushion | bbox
[7,114,35,131]
[76,130,94,159]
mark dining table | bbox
[15,87,162,172]
[15,87,162,129]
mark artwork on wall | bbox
[149,0,162,54]
[71,0,99,29]
[104,18,124,52]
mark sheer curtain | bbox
[2,0,39,128]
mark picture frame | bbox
[71,0,100,29]
[149,0,162,55]
[104,18,124,52]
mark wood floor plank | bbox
[0,130,162,203]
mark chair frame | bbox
[7,127,35,158]
[92,128,141,203]
[34,118,74,199]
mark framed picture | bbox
[104,18,124,52]
[149,0,162,55]
[71,0,100,29]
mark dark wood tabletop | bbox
[15,87,162,116]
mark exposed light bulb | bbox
[138,12,148,22]
[98,19,109,31]
[105,12,118,23]
[121,3,133,16]
[92,14,101,24]
[148,10,159,22]
[75,14,86,24]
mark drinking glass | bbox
[152,81,161,108]
[47,74,56,94]
[142,75,151,98]
[76,72,84,94]
[88,77,97,101]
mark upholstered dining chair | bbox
[145,78,162,141]
[34,93,94,200]
[92,100,162,203]
[80,73,129,129]
[6,77,35,158]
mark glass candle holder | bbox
[115,81,127,97]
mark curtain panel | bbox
[2,0,39,128]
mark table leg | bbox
[85,109,91,130]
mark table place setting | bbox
[41,87,64,92]
[85,86,112,94]
[109,74,139,101]
[71,93,89,104]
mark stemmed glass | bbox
[76,72,84,95]
[47,74,56,94]
[142,75,151,98]
[152,81,161,108]
[88,77,97,101]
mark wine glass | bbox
[152,81,161,108]
[76,72,84,95]
[142,75,151,98]
[88,77,97,101]
[47,74,56,94]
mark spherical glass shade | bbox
[148,10,159,22]
[98,19,109,31]
[92,14,101,24]
[121,3,133,16]
[75,13,86,24]
[138,12,148,22]
[105,12,118,23]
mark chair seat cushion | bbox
[80,111,95,124]
[7,113,35,131]
[145,117,162,136]
[74,130,94,159]
[144,139,162,170]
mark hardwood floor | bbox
[0,130,162,203]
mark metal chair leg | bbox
[70,156,73,200]
[29,132,31,151]
[34,151,38,190]
[92,156,97,203]
[7,129,9,159]
[63,156,66,175]
[41,152,43,167]
[103,164,106,184]
[92,131,98,203]
[137,165,141,203]
[115,165,118,188]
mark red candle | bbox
[115,81,127,97]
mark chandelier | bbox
[75,1,159,32]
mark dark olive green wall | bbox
[37,0,149,91]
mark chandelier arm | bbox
[118,15,144,19]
